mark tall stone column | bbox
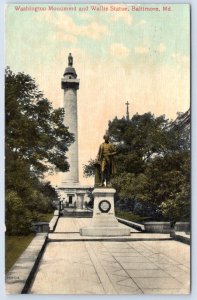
[61,53,80,184]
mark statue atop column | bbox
[68,53,73,67]
[95,133,117,187]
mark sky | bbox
[5,3,190,186]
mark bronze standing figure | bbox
[95,134,117,187]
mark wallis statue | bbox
[95,133,117,187]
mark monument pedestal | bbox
[80,188,130,236]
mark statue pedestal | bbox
[80,188,130,236]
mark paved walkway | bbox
[54,217,139,233]
[29,217,190,295]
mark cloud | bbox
[83,21,107,40]
[110,43,129,57]
[110,8,132,25]
[50,32,77,44]
[35,13,107,41]
[54,15,107,40]
[60,15,107,40]
[134,46,149,54]
[172,53,189,64]
[34,12,108,43]
[156,43,166,53]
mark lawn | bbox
[39,212,54,222]
[5,234,35,274]
[5,212,54,273]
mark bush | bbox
[5,191,33,235]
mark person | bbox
[96,133,117,187]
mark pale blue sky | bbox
[6,4,189,70]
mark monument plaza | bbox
[5,55,190,295]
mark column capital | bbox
[61,78,80,90]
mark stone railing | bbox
[31,222,49,233]
[49,212,59,233]
[116,217,145,232]
[174,222,190,232]
[144,222,172,233]
[143,221,190,234]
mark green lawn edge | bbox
[5,212,54,273]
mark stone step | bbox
[48,232,173,242]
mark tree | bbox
[84,112,190,222]
[5,67,74,234]
[5,67,74,175]
[6,190,33,235]
[84,113,176,177]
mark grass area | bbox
[115,210,151,224]
[5,234,35,274]
[38,212,54,222]
[5,212,54,274]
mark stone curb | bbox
[49,215,59,232]
[116,217,145,231]
[48,236,172,242]
[170,231,190,245]
[5,233,48,294]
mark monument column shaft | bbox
[62,88,79,183]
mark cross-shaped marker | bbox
[125,101,130,120]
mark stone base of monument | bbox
[80,188,130,236]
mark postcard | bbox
[5,3,190,295]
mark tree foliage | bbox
[84,113,190,222]
[5,67,74,175]
[5,68,74,234]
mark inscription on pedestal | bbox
[98,200,111,213]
